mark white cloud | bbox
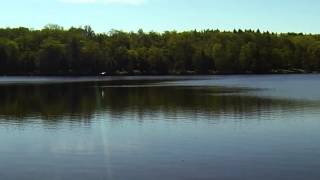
[61,0,146,5]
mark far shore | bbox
[0,69,318,77]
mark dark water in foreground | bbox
[1,75,320,180]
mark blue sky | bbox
[1,0,319,33]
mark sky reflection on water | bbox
[0,75,320,180]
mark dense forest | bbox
[0,24,320,75]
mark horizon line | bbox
[0,25,318,35]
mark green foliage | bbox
[0,25,319,75]
[37,38,66,74]
[239,42,257,72]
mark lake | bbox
[0,75,320,180]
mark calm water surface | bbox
[0,75,320,180]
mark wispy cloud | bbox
[61,0,146,5]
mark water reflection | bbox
[0,81,318,125]
[1,76,320,180]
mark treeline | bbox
[0,24,320,75]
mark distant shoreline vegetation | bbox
[0,24,319,76]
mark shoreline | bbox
[0,70,318,77]
[0,73,319,79]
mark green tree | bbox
[192,49,213,74]
[148,47,169,74]
[0,39,19,74]
[37,38,66,74]
[306,42,320,71]
[239,42,257,72]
